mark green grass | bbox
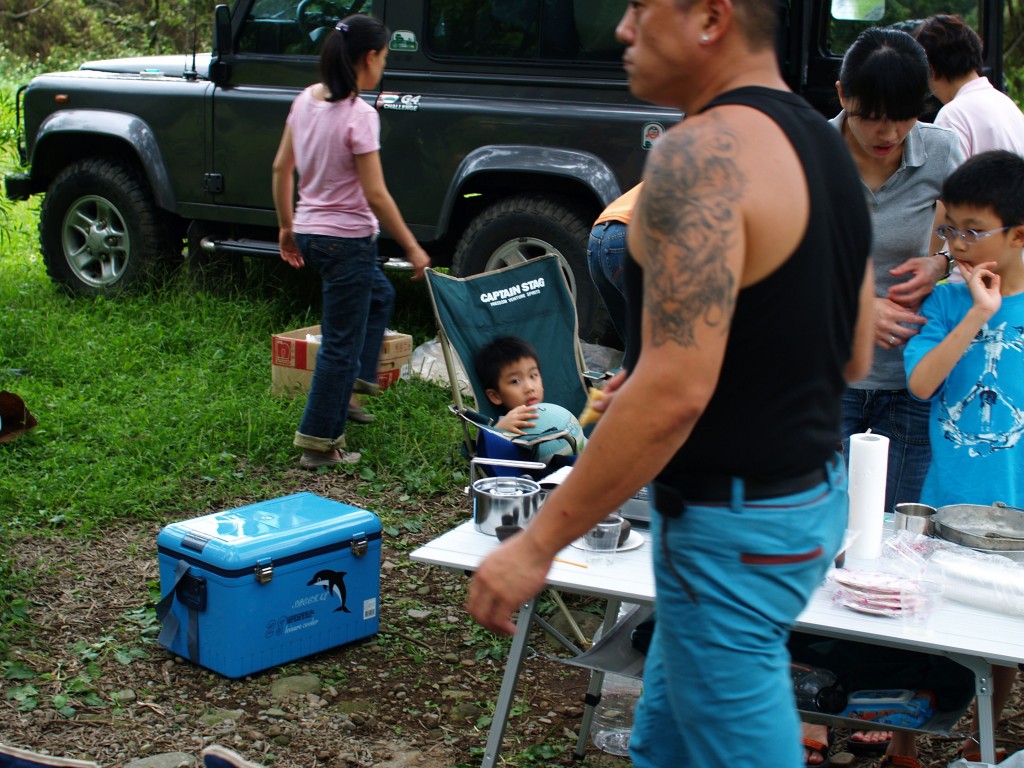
[0,202,463,529]
[0,193,465,637]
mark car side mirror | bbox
[211,4,232,83]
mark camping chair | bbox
[424,254,596,465]
[425,254,603,650]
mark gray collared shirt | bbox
[830,112,963,390]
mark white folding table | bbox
[411,520,1024,767]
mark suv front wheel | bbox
[40,158,179,295]
[451,194,608,342]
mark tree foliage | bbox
[1007,0,1024,103]
[0,0,217,69]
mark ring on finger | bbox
[889,335,897,345]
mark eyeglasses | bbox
[935,224,1013,245]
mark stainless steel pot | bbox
[469,458,546,536]
[933,503,1024,551]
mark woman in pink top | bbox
[915,15,1024,159]
[272,14,429,470]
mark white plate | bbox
[832,569,905,595]
[841,600,901,618]
[570,529,645,553]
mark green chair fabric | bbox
[424,254,589,424]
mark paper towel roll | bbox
[846,432,889,559]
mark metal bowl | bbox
[893,503,937,536]
[933,503,1024,551]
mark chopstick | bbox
[554,557,587,568]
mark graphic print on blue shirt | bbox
[939,321,1024,457]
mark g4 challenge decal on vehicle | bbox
[378,93,422,112]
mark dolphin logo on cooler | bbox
[306,570,350,613]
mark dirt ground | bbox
[1,470,1021,767]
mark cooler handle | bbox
[157,559,202,664]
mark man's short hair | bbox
[475,336,541,392]
[675,0,778,50]
[915,15,983,82]
[942,150,1024,228]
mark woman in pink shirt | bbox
[272,14,429,469]
[916,15,1024,159]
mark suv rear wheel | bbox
[40,158,179,295]
[452,194,608,342]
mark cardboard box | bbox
[271,325,412,397]
[157,493,381,678]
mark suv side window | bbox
[426,0,623,63]
[828,0,980,55]
[238,0,375,56]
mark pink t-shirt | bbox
[934,77,1024,159]
[286,86,380,238]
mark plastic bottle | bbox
[590,671,643,756]
[791,662,848,714]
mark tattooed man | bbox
[467,1,875,764]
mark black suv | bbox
[5,0,1007,340]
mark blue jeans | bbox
[629,458,847,768]
[293,233,395,452]
[587,221,629,353]
[841,388,930,512]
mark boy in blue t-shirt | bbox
[904,149,1024,763]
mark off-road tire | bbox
[452,194,609,343]
[40,158,178,295]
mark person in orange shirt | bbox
[587,183,642,357]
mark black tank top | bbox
[623,87,870,481]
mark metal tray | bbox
[933,503,1024,551]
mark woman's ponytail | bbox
[320,14,389,102]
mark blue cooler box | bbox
[156,492,381,678]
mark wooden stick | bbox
[553,556,587,568]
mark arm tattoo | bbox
[639,114,743,349]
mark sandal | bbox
[848,731,893,756]
[878,757,921,768]
[802,726,831,768]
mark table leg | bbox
[573,598,622,760]
[946,652,994,764]
[481,597,537,768]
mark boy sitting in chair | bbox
[474,336,585,466]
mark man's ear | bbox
[485,388,504,406]
[701,0,733,43]
[835,81,846,111]
[1010,224,1024,249]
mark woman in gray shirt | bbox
[803,27,962,768]
[832,28,962,513]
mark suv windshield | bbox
[828,0,982,54]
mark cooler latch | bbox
[254,559,274,584]
[350,535,369,558]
